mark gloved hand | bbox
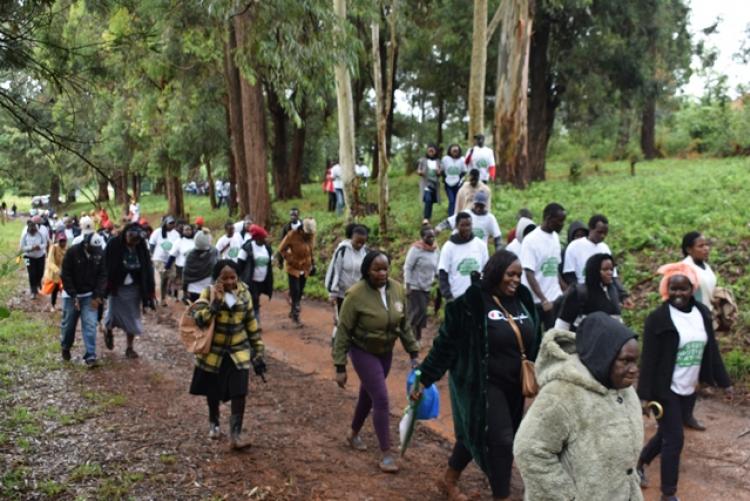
[252,357,267,382]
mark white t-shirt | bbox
[149,228,181,263]
[216,233,244,261]
[441,156,466,187]
[506,238,521,257]
[438,237,489,299]
[187,276,212,294]
[563,238,614,284]
[251,242,271,283]
[669,305,708,395]
[444,211,501,244]
[355,164,370,179]
[520,227,562,304]
[170,237,195,268]
[466,146,495,182]
[331,164,343,190]
[683,256,717,310]
[129,203,140,222]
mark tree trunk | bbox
[165,161,184,218]
[97,177,109,203]
[50,175,61,209]
[528,16,556,182]
[131,174,140,201]
[224,20,250,217]
[268,88,293,200]
[114,169,128,207]
[468,0,488,138]
[386,37,398,158]
[494,0,533,188]
[436,95,445,148]
[226,146,238,216]
[614,103,632,160]
[333,0,357,221]
[205,155,217,210]
[288,103,307,194]
[236,9,271,226]
[640,92,658,159]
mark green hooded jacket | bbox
[418,280,539,474]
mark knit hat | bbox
[194,230,211,251]
[577,312,638,389]
[195,216,205,226]
[473,191,489,205]
[657,262,699,301]
[80,216,94,235]
[249,224,268,240]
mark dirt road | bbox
[2,291,748,500]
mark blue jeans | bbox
[335,189,345,215]
[423,187,437,220]
[444,183,460,216]
[61,296,98,361]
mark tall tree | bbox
[468,0,489,138]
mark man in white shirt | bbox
[437,212,490,301]
[148,216,181,306]
[520,202,566,330]
[355,157,370,187]
[331,162,345,215]
[562,214,633,308]
[464,134,496,184]
[434,191,502,251]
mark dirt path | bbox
[2,289,748,500]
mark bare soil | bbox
[1,290,748,500]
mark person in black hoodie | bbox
[239,224,273,329]
[104,223,156,359]
[60,233,107,366]
[555,253,622,331]
[637,262,733,501]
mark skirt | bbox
[189,353,249,402]
[105,283,143,335]
[407,289,430,329]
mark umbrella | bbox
[399,369,423,457]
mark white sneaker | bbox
[208,424,220,439]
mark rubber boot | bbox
[228,414,251,450]
[437,467,468,501]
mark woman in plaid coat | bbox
[189,259,266,449]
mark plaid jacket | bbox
[193,282,264,373]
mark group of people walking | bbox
[18,185,736,500]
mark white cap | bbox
[80,216,94,235]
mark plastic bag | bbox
[406,369,440,420]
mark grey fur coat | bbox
[513,329,644,501]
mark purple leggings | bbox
[349,346,393,451]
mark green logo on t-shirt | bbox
[255,256,270,267]
[447,165,461,176]
[475,159,489,169]
[675,341,706,368]
[473,228,486,240]
[160,241,173,251]
[540,257,559,277]
[228,247,240,258]
[457,258,480,276]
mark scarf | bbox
[412,240,437,252]
[183,247,218,284]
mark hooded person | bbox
[505,217,535,257]
[324,224,369,312]
[513,313,643,501]
[182,230,219,302]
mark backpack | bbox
[712,287,738,332]
[179,288,215,354]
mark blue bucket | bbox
[406,369,440,420]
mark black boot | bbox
[228,414,251,450]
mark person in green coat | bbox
[413,250,540,500]
[332,250,420,474]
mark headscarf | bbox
[249,224,269,240]
[576,312,638,389]
[657,262,699,301]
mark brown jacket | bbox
[278,229,314,277]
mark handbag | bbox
[493,297,539,398]
[179,287,215,354]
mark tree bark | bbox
[494,0,533,188]
[436,95,445,148]
[333,0,357,221]
[267,88,293,200]
[131,173,140,201]
[468,0,488,139]
[97,177,109,202]
[236,9,271,226]
[528,16,556,182]
[50,175,61,209]
[226,145,238,216]
[640,92,658,159]
[224,20,250,217]
[165,161,184,218]
[205,155,217,210]
[114,169,128,208]
[288,103,307,194]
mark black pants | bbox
[639,390,690,496]
[50,283,60,307]
[288,274,306,320]
[248,281,262,325]
[448,383,524,498]
[327,192,337,212]
[25,256,45,294]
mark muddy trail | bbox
[2,288,749,500]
